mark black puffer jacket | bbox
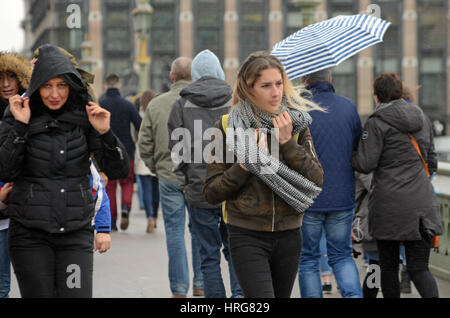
[0,44,129,233]
[352,99,442,241]
[0,52,33,220]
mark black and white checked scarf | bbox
[226,99,322,213]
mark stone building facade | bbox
[22,0,449,134]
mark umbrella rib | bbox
[282,29,378,66]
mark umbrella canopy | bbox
[271,14,391,80]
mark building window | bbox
[30,0,50,30]
[283,0,303,37]
[55,28,84,53]
[150,0,179,93]
[326,0,358,102]
[32,30,51,55]
[372,0,402,76]
[105,29,131,52]
[52,0,87,60]
[193,0,224,62]
[106,58,130,77]
[327,0,358,17]
[104,3,132,53]
[417,0,447,130]
[103,0,133,77]
[239,0,269,63]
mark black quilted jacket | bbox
[0,44,129,232]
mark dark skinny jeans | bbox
[376,235,439,298]
[8,220,94,298]
[227,224,302,298]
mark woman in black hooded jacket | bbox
[0,44,129,298]
[352,72,442,298]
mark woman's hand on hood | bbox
[9,94,31,124]
[86,101,111,135]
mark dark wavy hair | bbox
[373,72,403,104]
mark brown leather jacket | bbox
[203,120,323,232]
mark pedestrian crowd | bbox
[0,43,443,298]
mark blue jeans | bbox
[159,180,203,296]
[319,229,332,276]
[400,245,407,266]
[137,175,145,209]
[364,248,406,264]
[189,205,243,298]
[138,175,160,219]
[299,210,362,298]
[365,251,380,262]
[0,229,10,298]
[363,252,371,264]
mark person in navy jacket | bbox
[99,74,142,231]
[297,69,363,298]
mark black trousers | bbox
[376,235,439,298]
[227,224,302,298]
[8,220,94,298]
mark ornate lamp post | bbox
[132,0,154,92]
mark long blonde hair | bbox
[233,51,324,113]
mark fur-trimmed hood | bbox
[0,52,32,117]
[0,52,32,92]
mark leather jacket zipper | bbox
[272,192,275,232]
[308,140,316,159]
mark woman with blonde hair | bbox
[203,51,324,298]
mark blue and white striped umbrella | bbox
[272,14,391,80]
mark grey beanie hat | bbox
[191,49,225,82]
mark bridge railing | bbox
[430,163,450,281]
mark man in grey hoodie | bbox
[168,50,242,298]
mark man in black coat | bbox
[100,74,142,231]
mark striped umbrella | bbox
[272,14,391,80]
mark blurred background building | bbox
[21,0,449,138]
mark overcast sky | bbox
[0,1,25,52]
